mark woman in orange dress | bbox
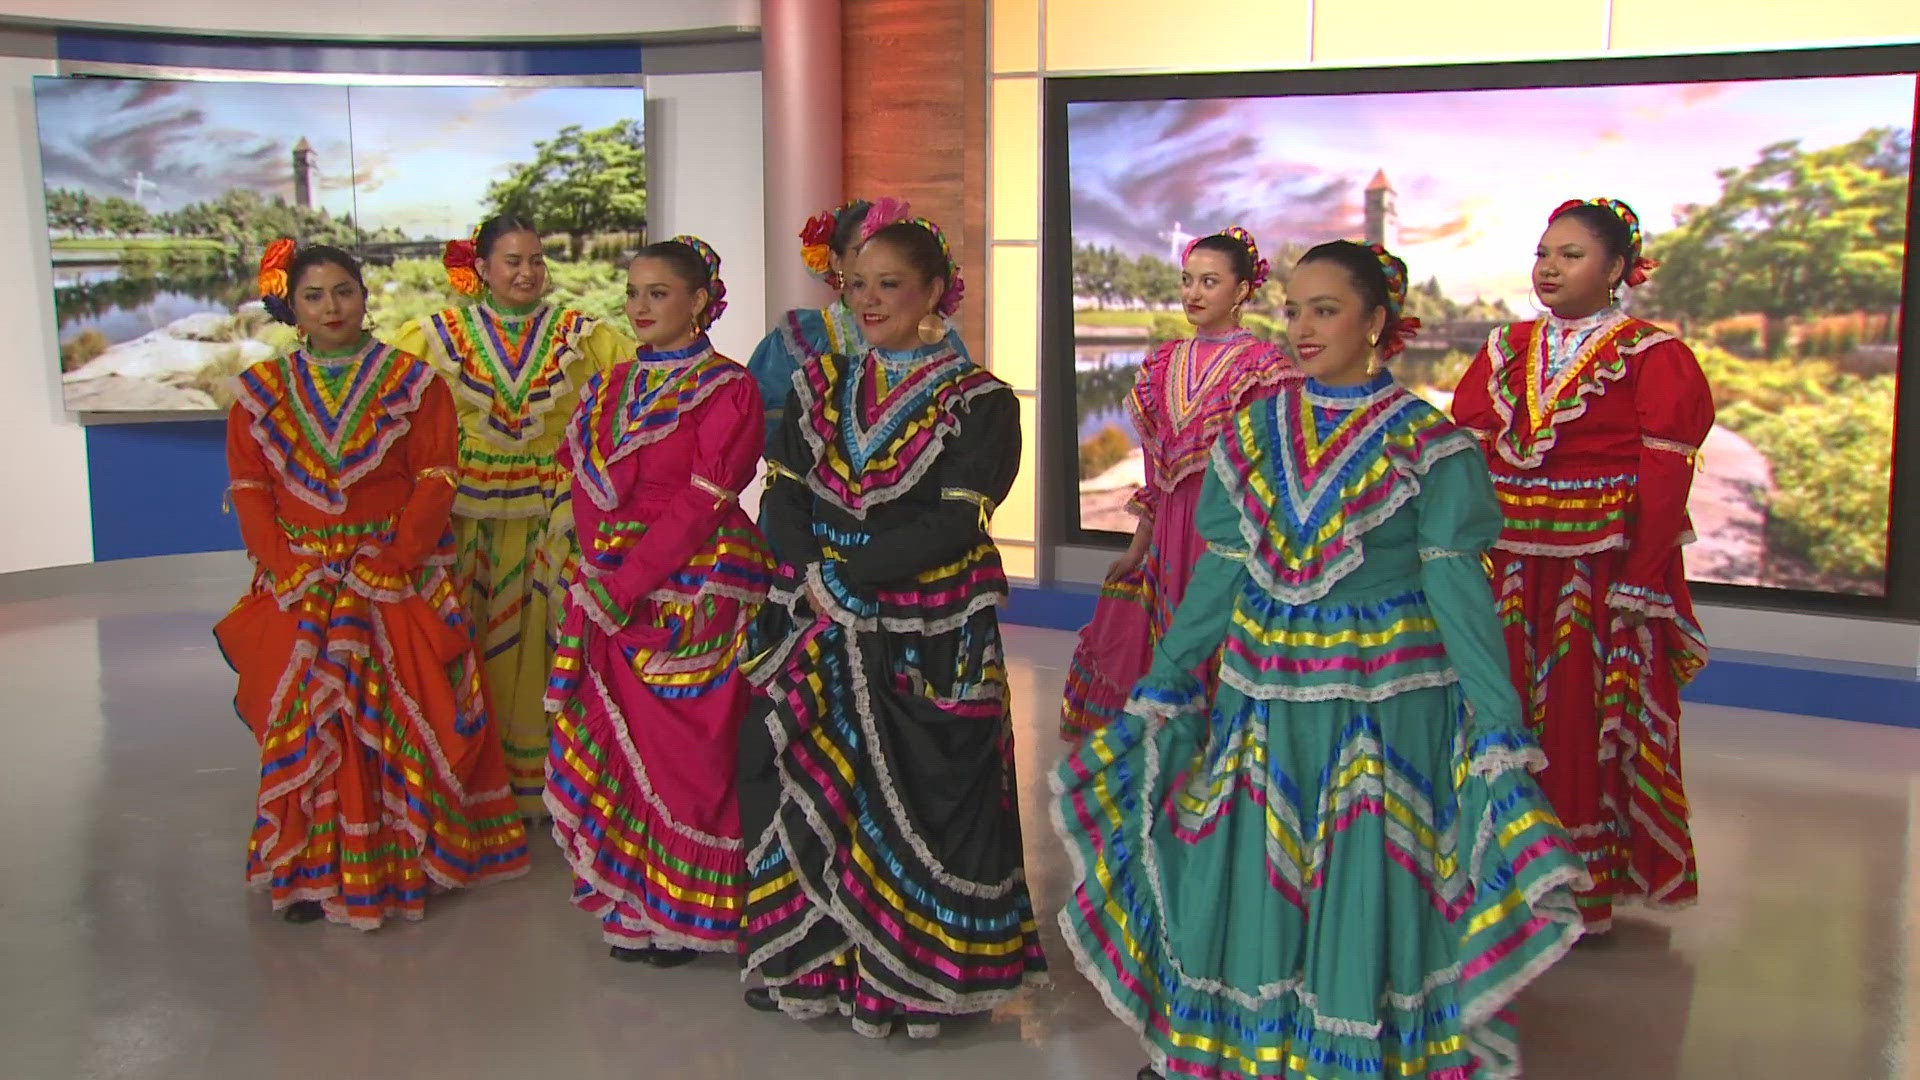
[216,240,530,928]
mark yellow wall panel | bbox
[989,245,1040,391]
[992,0,1040,73]
[1315,0,1606,62]
[994,392,1040,544]
[991,77,1041,241]
[1612,0,1920,51]
[998,541,1038,581]
[1044,0,1311,73]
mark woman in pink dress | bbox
[542,235,774,966]
[1061,227,1300,740]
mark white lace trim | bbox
[1219,665,1460,703]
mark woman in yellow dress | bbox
[390,214,630,818]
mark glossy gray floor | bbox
[3,575,1917,1079]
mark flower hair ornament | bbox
[1370,243,1421,360]
[670,233,729,330]
[1551,197,1659,288]
[799,199,871,288]
[1182,225,1272,294]
[442,224,483,298]
[258,237,298,326]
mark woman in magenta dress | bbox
[1450,197,1713,933]
[543,235,774,965]
[1061,227,1300,740]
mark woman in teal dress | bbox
[1053,241,1590,1080]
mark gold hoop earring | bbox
[917,312,946,346]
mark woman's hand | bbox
[805,571,836,616]
[1616,606,1647,630]
[1106,525,1153,583]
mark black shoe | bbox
[642,947,699,969]
[610,946,651,962]
[744,987,779,1013]
[1136,1068,1164,1080]
[283,900,325,924]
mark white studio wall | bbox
[645,69,770,520]
[0,36,94,574]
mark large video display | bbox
[33,76,646,417]
[1060,61,1917,600]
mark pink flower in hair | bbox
[860,197,913,242]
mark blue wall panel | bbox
[56,32,643,76]
[86,421,238,561]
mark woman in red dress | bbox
[217,240,529,928]
[543,236,773,966]
[1450,197,1714,932]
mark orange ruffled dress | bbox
[215,338,531,929]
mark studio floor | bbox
[2,572,1917,1080]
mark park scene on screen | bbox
[33,76,646,415]
[1066,73,1916,597]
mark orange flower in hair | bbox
[257,238,295,302]
[443,238,482,298]
[799,211,836,278]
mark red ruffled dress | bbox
[1451,308,1713,931]
[216,339,530,929]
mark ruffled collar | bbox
[299,333,376,368]
[1303,369,1396,407]
[871,339,952,368]
[1543,305,1622,335]
[480,297,544,323]
[1195,326,1255,344]
[635,334,713,368]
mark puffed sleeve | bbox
[225,403,298,579]
[577,317,634,376]
[1415,443,1525,739]
[597,373,766,616]
[1133,444,1249,696]
[762,384,825,571]
[747,323,805,450]
[385,318,431,363]
[1611,339,1714,613]
[375,376,460,572]
[1448,334,1500,443]
[1123,344,1169,521]
[834,387,1021,589]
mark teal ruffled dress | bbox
[1053,372,1590,1079]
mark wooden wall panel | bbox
[842,0,989,351]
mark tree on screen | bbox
[486,120,648,261]
[1639,127,1910,348]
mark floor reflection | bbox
[0,591,1910,1078]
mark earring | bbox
[1231,302,1243,323]
[1368,332,1380,347]
[917,312,946,346]
[1367,354,1381,376]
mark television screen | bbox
[1062,65,1917,600]
[33,76,646,417]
